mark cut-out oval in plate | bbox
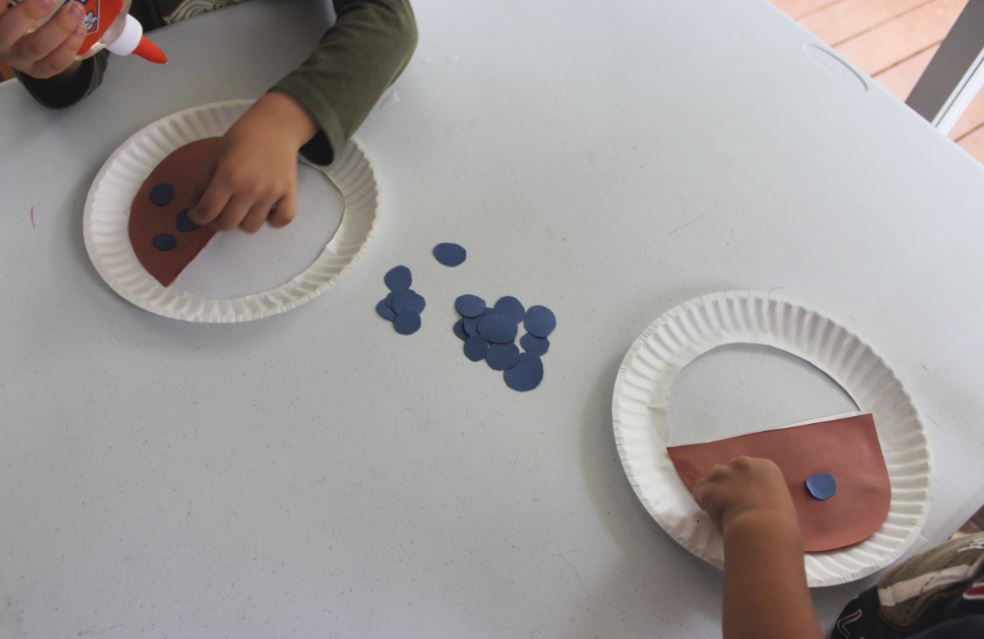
[668,343,859,446]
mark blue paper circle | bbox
[433,242,467,267]
[462,317,478,336]
[520,333,550,356]
[453,319,469,341]
[463,335,488,362]
[407,291,426,314]
[393,311,421,335]
[149,183,174,207]
[384,265,412,292]
[391,290,425,314]
[805,472,837,501]
[376,299,397,321]
[455,294,486,318]
[503,353,544,392]
[486,343,521,371]
[478,312,518,344]
[176,208,200,232]
[493,296,525,322]
[524,305,556,338]
[153,233,177,251]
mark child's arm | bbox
[694,456,823,639]
[189,0,417,232]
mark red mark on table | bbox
[29,207,36,230]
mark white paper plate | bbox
[611,291,932,587]
[83,100,379,322]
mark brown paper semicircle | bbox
[667,413,890,552]
[129,138,220,287]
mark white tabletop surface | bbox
[3,1,984,637]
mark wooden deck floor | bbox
[772,0,984,163]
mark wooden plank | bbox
[836,0,968,76]
[801,0,931,45]
[957,120,984,163]
[874,45,938,100]
[770,0,842,19]
[952,90,984,140]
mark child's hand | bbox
[698,458,821,639]
[189,92,318,233]
[0,0,85,79]
[693,456,798,535]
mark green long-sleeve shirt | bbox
[18,0,417,165]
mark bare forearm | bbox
[722,514,823,639]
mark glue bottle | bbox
[9,0,166,64]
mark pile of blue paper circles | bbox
[375,265,426,335]
[453,294,555,392]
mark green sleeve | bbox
[272,0,418,165]
[16,50,109,109]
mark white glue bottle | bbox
[8,0,167,63]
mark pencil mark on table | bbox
[77,624,121,636]
[29,207,35,230]
[556,552,630,617]
[667,201,723,237]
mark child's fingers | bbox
[214,195,251,231]
[0,0,56,35]
[693,463,731,509]
[8,1,83,66]
[188,182,231,226]
[0,0,55,55]
[240,199,277,234]
[29,21,83,78]
[267,193,296,228]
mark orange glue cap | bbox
[106,15,168,64]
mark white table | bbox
[3,1,984,636]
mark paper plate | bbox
[83,100,379,322]
[611,291,932,587]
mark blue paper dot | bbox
[453,319,468,341]
[390,290,413,313]
[433,242,467,267]
[524,305,556,338]
[494,296,525,322]
[487,343,520,371]
[384,292,397,309]
[407,291,426,313]
[391,290,426,314]
[384,265,412,292]
[805,472,837,501]
[462,317,478,336]
[455,294,486,318]
[149,183,174,206]
[176,208,200,232]
[520,333,550,356]
[504,353,544,392]
[376,299,396,321]
[478,312,518,344]
[463,335,488,362]
[153,233,177,251]
[393,311,421,335]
